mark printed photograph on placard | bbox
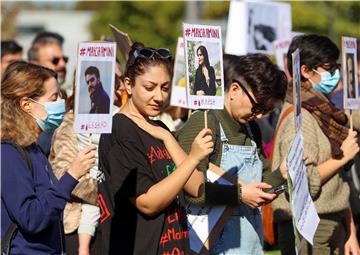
[342,37,359,110]
[74,41,116,134]
[183,23,224,110]
[346,53,356,98]
[225,1,291,55]
[170,37,188,108]
[78,61,112,114]
[187,41,221,96]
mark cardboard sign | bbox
[109,24,132,62]
[183,23,224,110]
[342,36,359,110]
[74,41,116,134]
[226,1,291,55]
[187,163,242,254]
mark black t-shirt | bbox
[98,114,189,255]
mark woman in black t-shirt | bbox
[98,43,213,255]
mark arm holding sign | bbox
[176,111,277,208]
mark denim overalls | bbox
[210,123,264,255]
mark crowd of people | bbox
[1,30,360,255]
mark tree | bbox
[84,1,185,53]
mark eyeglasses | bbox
[51,56,69,65]
[317,62,340,76]
[86,77,96,85]
[127,47,172,68]
[232,79,271,115]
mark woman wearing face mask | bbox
[193,45,217,96]
[271,35,360,254]
[97,44,213,255]
[1,61,96,255]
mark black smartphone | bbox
[266,183,288,194]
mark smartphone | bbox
[266,183,288,194]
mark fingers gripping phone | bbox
[266,183,288,194]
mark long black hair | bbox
[197,45,211,69]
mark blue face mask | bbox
[310,69,340,95]
[30,99,66,132]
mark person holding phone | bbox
[177,53,288,254]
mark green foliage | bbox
[290,1,360,44]
[187,41,196,94]
[87,1,185,53]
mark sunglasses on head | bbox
[51,56,69,65]
[232,79,272,115]
[127,47,172,68]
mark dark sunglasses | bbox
[51,56,69,65]
[233,79,272,115]
[127,47,172,68]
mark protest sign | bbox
[226,1,291,55]
[292,49,302,132]
[342,36,359,110]
[74,41,116,134]
[109,24,132,62]
[170,37,188,108]
[286,49,320,254]
[187,163,242,255]
[183,23,224,110]
[287,133,320,254]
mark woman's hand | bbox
[341,130,359,163]
[67,145,96,180]
[128,113,172,142]
[241,182,277,208]
[189,128,213,163]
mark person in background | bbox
[28,31,68,86]
[271,34,360,255]
[1,61,95,254]
[1,40,23,77]
[28,31,69,157]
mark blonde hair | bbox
[1,61,57,147]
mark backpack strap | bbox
[268,105,294,165]
[1,140,33,174]
[1,140,33,255]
